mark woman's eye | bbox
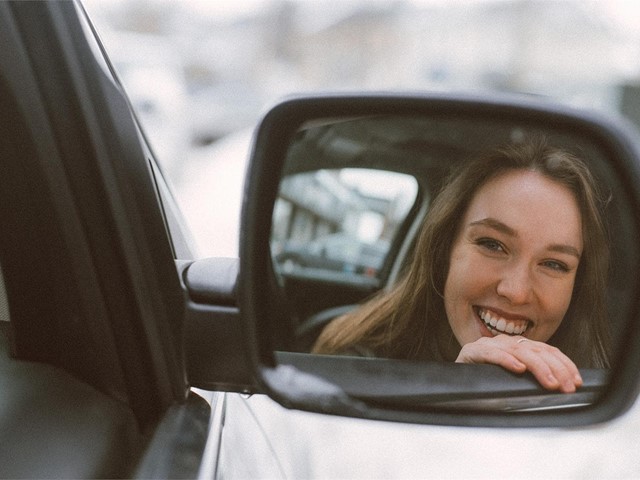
[541,260,570,272]
[476,238,504,253]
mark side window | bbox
[271,168,419,280]
[0,265,8,322]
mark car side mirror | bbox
[239,93,640,427]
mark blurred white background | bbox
[84,0,640,257]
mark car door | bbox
[0,2,217,477]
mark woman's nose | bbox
[496,263,533,304]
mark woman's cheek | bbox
[531,278,576,341]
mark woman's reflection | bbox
[313,137,611,392]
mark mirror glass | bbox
[267,113,639,412]
[271,168,418,281]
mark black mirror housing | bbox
[240,92,640,427]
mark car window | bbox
[271,168,418,280]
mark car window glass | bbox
[271,168,418,280]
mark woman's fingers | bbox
[455,335,582,393]
[511,338,582,392]
[456,337,527,373]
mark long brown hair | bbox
[312,138,611,368]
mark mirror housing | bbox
[240,93,640,427]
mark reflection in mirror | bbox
[269,114,639,411]
[271,168,418,281]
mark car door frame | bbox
[0,2,219,476]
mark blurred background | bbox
[83,0,640,257]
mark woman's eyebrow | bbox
[548,244,582,260]
[468,218,516,236]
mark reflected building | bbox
[273,170,395,248]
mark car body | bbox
[2,1,640,479]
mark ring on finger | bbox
[516,337,528,344]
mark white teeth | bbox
[496,318,507,332]
[478,308,528,336]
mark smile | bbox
[476,307,530,336]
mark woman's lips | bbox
[474,306,530,336]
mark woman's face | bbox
[444,169,583,346]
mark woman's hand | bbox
[455,335,582,393]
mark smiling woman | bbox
[313,137,611,392]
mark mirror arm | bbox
[178,258,258,393]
